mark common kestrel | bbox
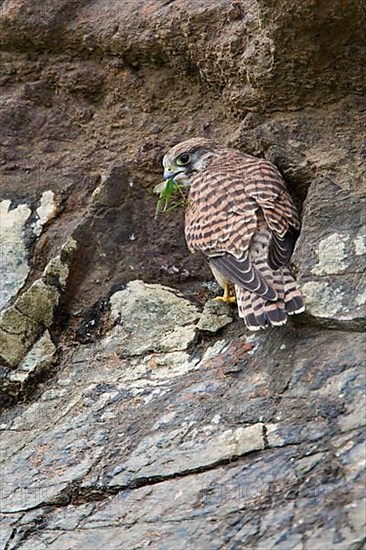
[162,137,304,330]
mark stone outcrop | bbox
[0,1,365,548]
[0,284,364,548]
[0,237,76,402]
[294,178,365,329]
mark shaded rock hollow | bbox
[0,1,365,549]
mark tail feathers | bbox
[282,267,305,315]
[264,268,286,326]
[235,285,264,330]
[235,266,304,331]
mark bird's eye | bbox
[176,153,191,166]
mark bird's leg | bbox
[214,282,236,303]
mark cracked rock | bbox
[0,238,77,393]
[0,331,56,398]
[108,423,265,487]
[294,179,366,328]
[0,199,32,310]
[105,280,200,357]
[0,193,60,313]
[197,299,233,333]
[0,321,364,548]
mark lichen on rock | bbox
[197,299,233,333]
[0,199,32,310]
[106,280,200,357]
[294,178,366,328]
[0,238,77,395]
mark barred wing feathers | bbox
[184,149,304,329]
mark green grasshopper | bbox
[154,178,187,218]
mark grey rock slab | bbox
[10,436,365,549]
[0,238,77,390]
[0,200,32,311]
[106,280,200,356]
[0,192,59,313]
[0,512,25,550]
[30,503,95,532]
[10,331,56,383]
[0,421,104,513]
[107,423,265,487]
[294,178,365,328]
[0,321,364,547]
[10,281,59,328]
[0,528,14,550]
[111,351,201,388]
[196,299,233,333]
[0,331,56,397]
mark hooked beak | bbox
[163,169,181,180]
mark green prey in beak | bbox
[153,178,187,218]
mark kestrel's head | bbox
[162,138,221,186]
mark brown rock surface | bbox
[0,1,365,548]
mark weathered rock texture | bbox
[0,0,365,548]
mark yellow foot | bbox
[213,282,236,303]
[214,295,237,304]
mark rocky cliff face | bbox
[0,1,365,548]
